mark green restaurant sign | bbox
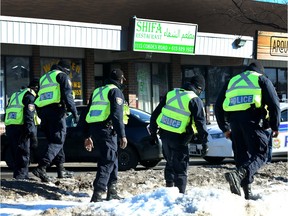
[133,18,198,55]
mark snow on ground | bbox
[1,161,287,216]
[1,185,288,216]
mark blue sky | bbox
[255,0,287,4]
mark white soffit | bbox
[196,32,254,58]
[0,16,122,51]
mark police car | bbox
[272,102,288,156]
[189,102,288,164]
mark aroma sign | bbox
[256,31,288,61]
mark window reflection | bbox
[0,58,4,116]
[6,57,30,99]
[278,68,287,102]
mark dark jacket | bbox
[215,73,281,133]
[6,88,38,138]
[23,89,38,137]
[150,82,208,144]
[36,66,78,120]
[81,79,126,139]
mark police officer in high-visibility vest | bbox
[149,75,208,194]
[215,61,280,200]
[33,60,79,182]
[4,79,40,180]
[82,68,128,202]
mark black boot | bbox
[107,183,122,201]
[166,182,174,187]
[243,184,252,200]
[90,189,106,202]
[224,167,247,196]
[32,166,50,182]
[57,164,74,178]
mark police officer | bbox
[149,75,208,194]
[5,79,40,180]
[33,60,79,182]
[215,61,280,200]
[82,68,128,202]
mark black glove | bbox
[201,143,208,157]
[73,114,80,124]
[150,132,159,145]
[30,136,38,149]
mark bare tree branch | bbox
[230,0,287,31]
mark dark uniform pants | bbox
[90,126,118,192]
[230,120,269,185]
[160,130,190,193]
[38,107,67,167]
[6,125,30,179]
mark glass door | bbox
[136,63,169,113]
[136,63,151,113]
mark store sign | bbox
[256,31,288,61]
[133,18,197,55]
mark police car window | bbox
[130,109,150,123]
[281,109,287,122]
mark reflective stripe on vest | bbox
[223,71,262,111]
[86,84,118,123]
[156,88,197,134]
[35,70,63,107]
[4,89,28,125]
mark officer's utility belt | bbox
[105,120,113,129]
[95,120,113,129]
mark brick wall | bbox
[84,49,95,104]
[170,55,182,89]
[126,62,138,108]
[31,46,41,78]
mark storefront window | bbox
[136,63,151,112]
[40,59,83,105]
[152,64,168,111]
[183,67,206,102]
[136,63,169,113]
[278,68,287,101]
[5,56,30,100]
[207,67,230,104]
[0,58,4,117]
[265,68,277,86]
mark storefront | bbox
[0,16,287,123]
[0,16,122,120]
[256,31,288,101]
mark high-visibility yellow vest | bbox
[123,103,130,125]
[35,70,63,107]
[5,88,40,126]
[223,71,262,111]
[86,84,118,123]
[156,88,198,134]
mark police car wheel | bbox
[140,159,161,168]
[118,146,139,171]
[203,156,225,164]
